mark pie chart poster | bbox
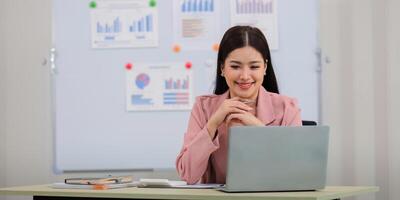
[126,62,194,111]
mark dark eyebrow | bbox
[229,60,242,65]
[229,60,263,64]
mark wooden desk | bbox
[0,185,378,200]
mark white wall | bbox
[387,0,400,199]
[0,0,7,189]
[0,3,179,199]
[371,1,389,200]
[321,0,400,200]
[0,0,56,195]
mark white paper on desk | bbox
[138,179,187,187]
[174,183,223,189]
[138,179,222,189]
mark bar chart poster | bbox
[91,0,159,48]
[230,0,279,50]
[173,0,221,50]
[126,63,194,111]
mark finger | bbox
[229,101,252,111]
[228,107,248,114]
[223,107,247,120]
[226,113,243,123]
[226,114,235,125]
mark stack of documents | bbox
[64,175,133,185]
[52,175,134,190]
[51,177,223,190]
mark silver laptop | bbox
[219,126,329,192]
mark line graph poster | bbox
[126,63,194,111]
[230,0,279,50]
[91,0,158,48]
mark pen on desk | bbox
[92,184,108,190]
[87,178,118,185]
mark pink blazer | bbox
[175,87,302,184]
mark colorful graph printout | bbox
[91,0,158,48]
[126,63,194,111]
[230,0,279,50]
[173,0,221,50]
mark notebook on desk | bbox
[219,126,329,192]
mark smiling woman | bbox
[176,25,302,185]
[221,46,267,101]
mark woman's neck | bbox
[228,90,259,102]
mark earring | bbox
[264,71,266,75]
[221,73,224,77]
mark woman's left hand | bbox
[226,111,264,126]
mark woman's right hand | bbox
[206,97,253,139]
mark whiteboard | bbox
[53,0,320,172]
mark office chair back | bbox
[302,120,317,126]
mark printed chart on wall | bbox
[126,63,194,111]
[90,0,159,48]
[230,0,278,50]
[173,0,221,51]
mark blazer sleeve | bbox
[175,97,220,184]
[282,97,302,126]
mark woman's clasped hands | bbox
[206,97,264,139]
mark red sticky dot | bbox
[125,63,133,70]
[185,62,192,69]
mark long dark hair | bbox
[214,26,279,94]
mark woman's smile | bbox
[235,81,255,90]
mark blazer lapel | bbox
[214,91,230,137]
[212,90,229,114]
[256,87,276,125]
